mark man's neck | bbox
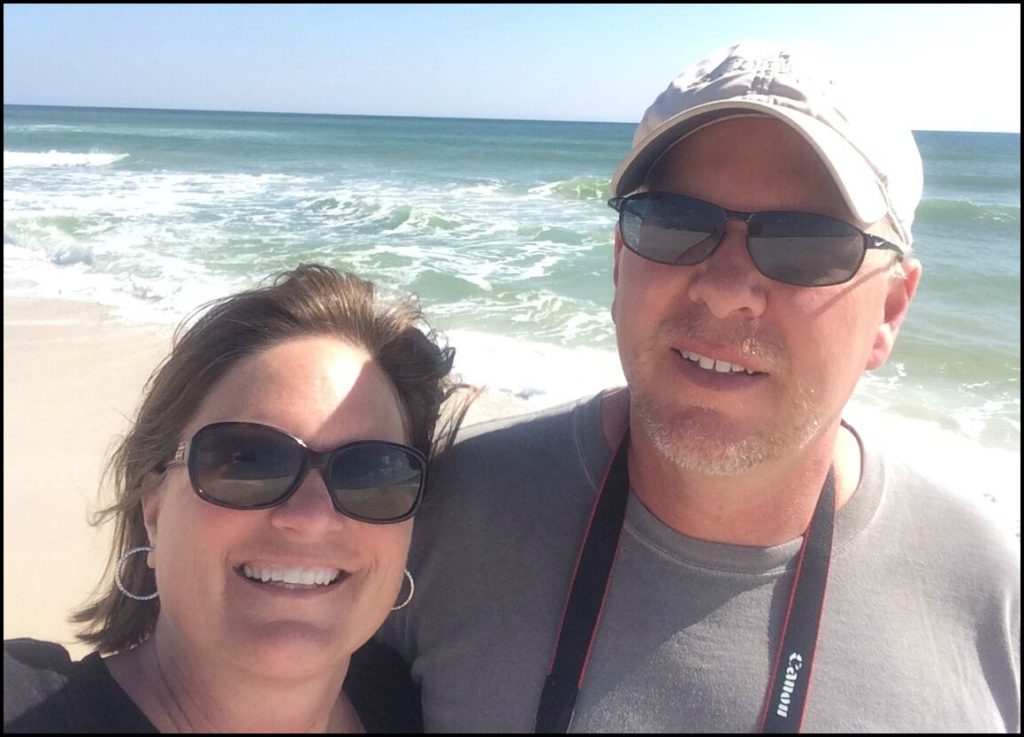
[599,388,861,547]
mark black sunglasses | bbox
[165,422,426,524]
[608,192,903,287]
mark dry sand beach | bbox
[4,297,169,658]
[2,295,529,658]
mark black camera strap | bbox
[534,429,836,733]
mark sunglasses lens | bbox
[327,443,425,522]
[621,194,721,265]
[191,423,303,508]
[749,212,865,286]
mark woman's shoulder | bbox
[5,639,80,731]
[5,638,78,702]
[4,638,156,733]
[5,637,76,670]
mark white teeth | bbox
[242,564,341,586]
[681,350,755,375]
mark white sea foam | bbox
[527,176,609,202]
[526,181,565,198]
[445,329,625,406]
[3,124,80,132]
[4,169,308,224]
[445,179,507,197]
[3,150,129,168]
[515,254,563,281]
[844,399,1020,540]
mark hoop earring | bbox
[391,568,414,611]
[115,546,159,601]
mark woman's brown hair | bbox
[72,264,473,653]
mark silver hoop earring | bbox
[391,568,414,611]
[115,546,159,601]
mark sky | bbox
[3,3,1020,133]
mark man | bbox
[361,42,1020,732]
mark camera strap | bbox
[534,428,835,733]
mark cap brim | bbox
[611,100,887,226]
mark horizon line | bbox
[3,102,1020,135]
[2,101,635,128]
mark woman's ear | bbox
[139,470,165,551]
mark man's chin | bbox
[634,401,774,475]
[653,433,768,475]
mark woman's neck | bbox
[106,636,362,733]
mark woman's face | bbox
[142,335,413,679]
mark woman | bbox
[4,264,471,732]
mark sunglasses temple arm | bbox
[866,235,905,259]
[161,442,188,470]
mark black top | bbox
[4,639,156,733]
[4,638,422,733]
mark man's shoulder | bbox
[463,394,588,433]
[449,393,595,456]
[876,444,1019,577]
[423,392,606,509]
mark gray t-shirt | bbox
[380,392,1020,732]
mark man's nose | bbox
[684,221,768,319]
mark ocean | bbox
[3,105,1020,535]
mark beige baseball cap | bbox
[610,41,924,246]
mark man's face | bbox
[611,116,918,474]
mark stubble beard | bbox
[633,388,822,475]
[625,319,823,476]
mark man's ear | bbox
[866,257,922,371]
[611,227,625,327]
[612,226,625,287]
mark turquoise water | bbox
[3,106,1020,519]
